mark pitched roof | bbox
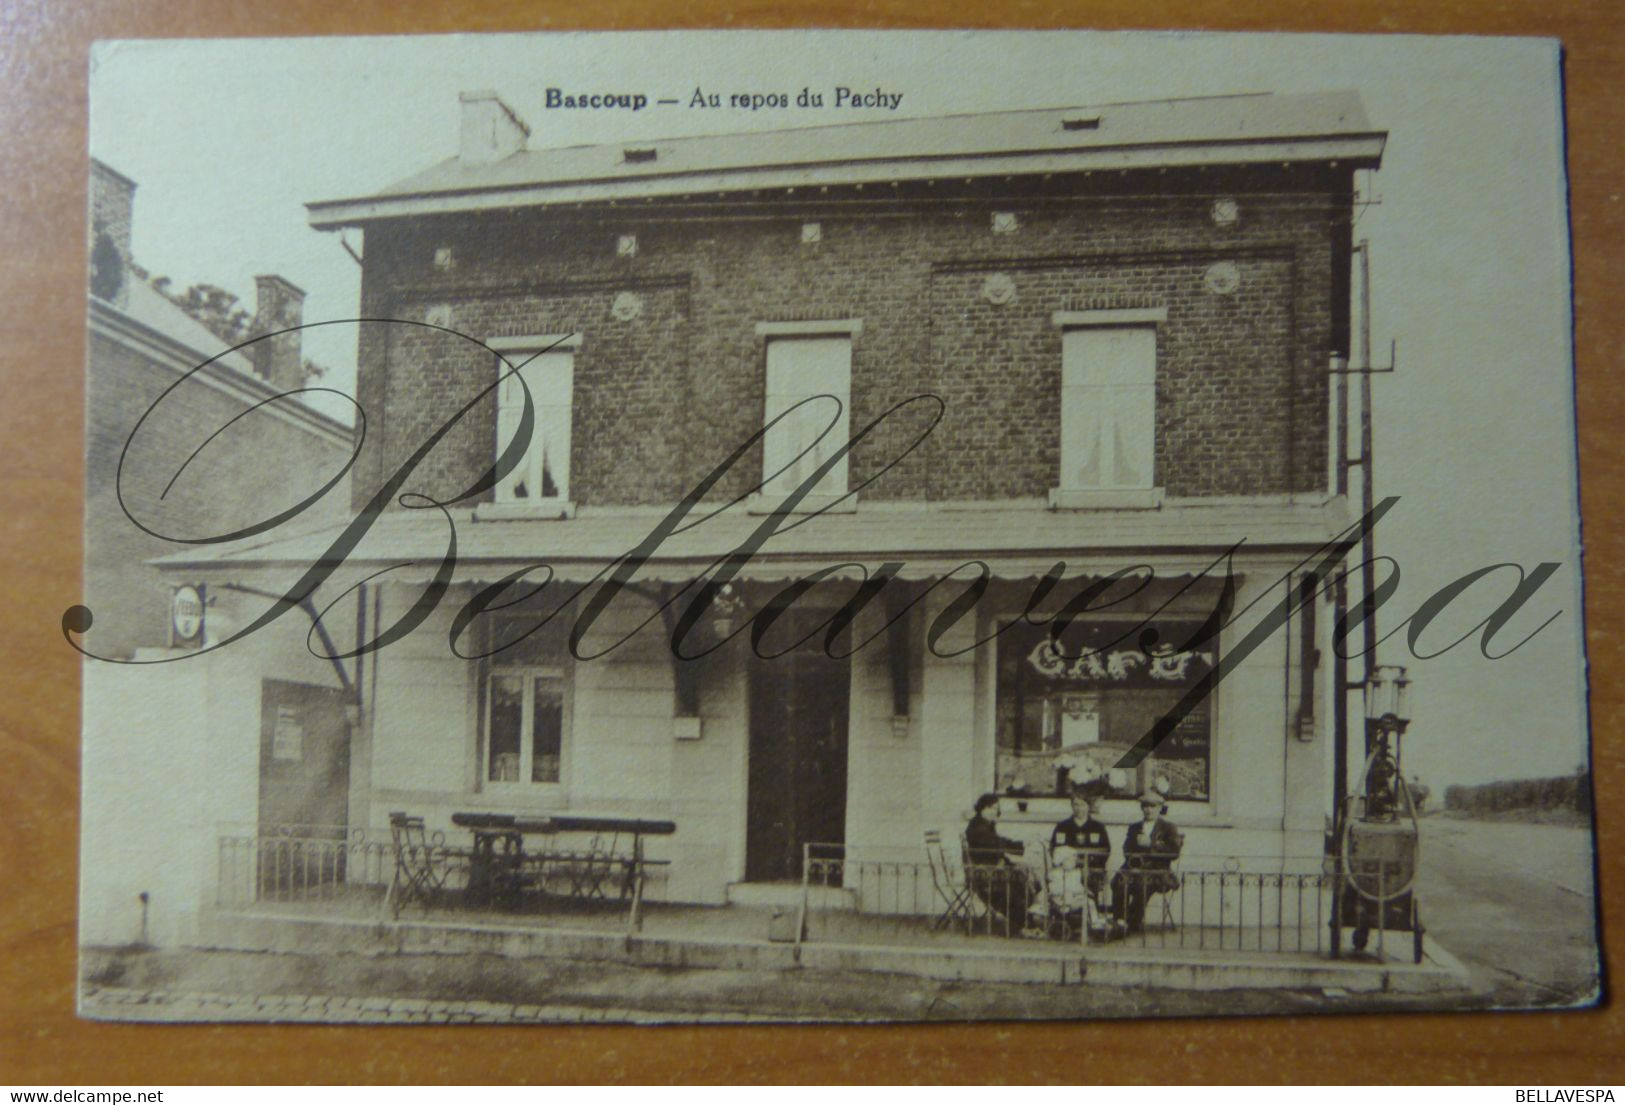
[89,282,352,443]
[118,280,257,375]
[308,90,1383,227]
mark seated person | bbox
[964,792,1037,934]
[1050,784,1111,898]
[1111,789,1183,934]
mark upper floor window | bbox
[1051,308,1166,509]
[489,334,580,506]
[756,320,861,503]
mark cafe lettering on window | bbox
[996,618,1213,801]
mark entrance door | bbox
[257,679,352,835]
[746,645,850,881]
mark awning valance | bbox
[151,497,1352,586]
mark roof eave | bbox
[307,133,1385,229]
[88,296,354,444]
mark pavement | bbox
[189,895,1464,996]
[75,815,1590,1024]
[1416,814,1603,1007]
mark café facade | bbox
[136,89,1385,929]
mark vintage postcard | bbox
[76,29,1597,1023]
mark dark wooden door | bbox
[746,646,850,881]
[257,679,351,836]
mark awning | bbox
[151,497,1354,586]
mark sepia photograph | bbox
[73,29,1597,1025]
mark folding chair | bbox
[1150,830,1185,932]
[564,832,621,900]
[924,829,975,931]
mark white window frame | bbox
[482,333,581,519]
[751,319,861,514]
[1050,308,1167,510]
[483,665,572,791]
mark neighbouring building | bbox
[135,90,1386,936]
[84,159,354,659]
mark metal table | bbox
[451,812,677,929]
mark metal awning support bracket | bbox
[214,581,356,697]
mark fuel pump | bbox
[1335,665,1425,964]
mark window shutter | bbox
[763,336,851,497]
[1061,327,1155,490]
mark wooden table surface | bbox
[1,0,1620,1085]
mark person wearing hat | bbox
[1111,788,1183,935]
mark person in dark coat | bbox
[1111,789,1183,934]
[964,792,1036,934]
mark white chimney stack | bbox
[459,91,530,166]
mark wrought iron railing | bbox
[1112,866,1333,954]
[216,824,668,935]
[798,843,1340,956]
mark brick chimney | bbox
[251,274,306,391]
[88,160,137,306]
[459,91,530,166]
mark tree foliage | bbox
[165,282,254,346]
[1442,769,1591,816]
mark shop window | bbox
[757,321,860,501]
[994,617,1214,802]
[490,334,580,506]
[485,669,568,786]
[1051,308,1165,508]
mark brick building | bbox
[159,91,1385,912]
